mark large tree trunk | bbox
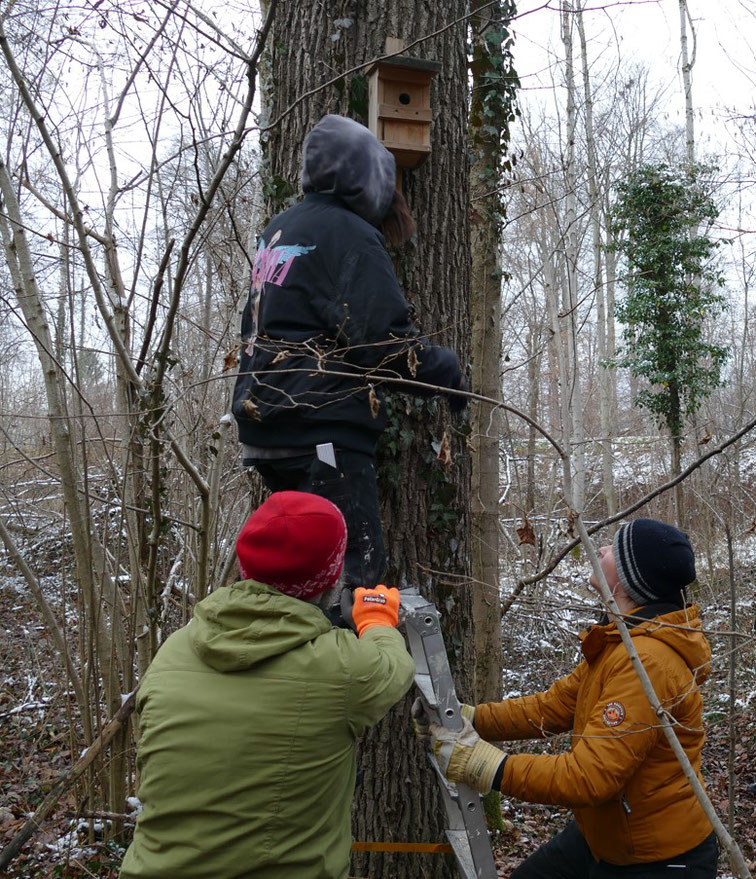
[469,0,506,705]
[262,4,473,878]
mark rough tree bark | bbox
[261,3,473,876]
[469,0,505,705]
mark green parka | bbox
[119,580,415,879]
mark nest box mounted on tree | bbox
[367,38,441,170]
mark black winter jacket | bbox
[232,193,462,455]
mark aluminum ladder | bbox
[401,588,498,879]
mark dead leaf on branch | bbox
[407,347,419,378]
[565,509,576,538]
[516,516,536,546]
[436,431,452,468]
[271,349,291,365]
[368,386,381,419]
[699,429,712,445]
[241,399,260,420]
[222,345,240,373]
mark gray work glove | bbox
[430,719,506,794]
[412,698,476,741]
[411,697,431,742]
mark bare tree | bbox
[0,0,274,835]
[469,0,518,704]
[258,3,475,876]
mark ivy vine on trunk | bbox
[608,162,729,525]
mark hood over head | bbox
[581,604,711,684]
[189,580,331,672]
[301,114,396,226]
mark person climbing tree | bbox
[232,114,467,621]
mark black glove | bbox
[448,377,469,414]
[326,586,356,631]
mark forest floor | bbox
[1,561,755,878]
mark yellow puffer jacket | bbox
[474,605,712,865]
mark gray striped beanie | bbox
[613,518,696,607]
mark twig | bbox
[229,364,567,458]
[0,690,138,872]
[725,522,737,836]
[506,411,756,600]
[153,0,278,392]
[0,517,85,708]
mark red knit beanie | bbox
[235,491,347,600]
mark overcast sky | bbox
[511,0,756,158]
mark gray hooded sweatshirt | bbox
[233,114,462,454]
[301,114,396,226]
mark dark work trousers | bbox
[250,449,386,590]
[511,821,718,879]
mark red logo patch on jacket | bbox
[602,701,626,727]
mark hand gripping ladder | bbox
[401,589,498,879]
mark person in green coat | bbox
[119,491,415,879]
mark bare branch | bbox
[0,690,138,872]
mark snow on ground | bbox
[2,517,755,875]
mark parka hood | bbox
[581,604,711,684]
[301,114,396,226]
[189,579,331,672]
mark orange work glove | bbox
[351,585,401,637]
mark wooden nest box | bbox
[367,50,441,170]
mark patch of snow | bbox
[45,821,101,857]
[4,699,51,716]
[126,796,142,815]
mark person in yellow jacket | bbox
[416,518,718,878]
